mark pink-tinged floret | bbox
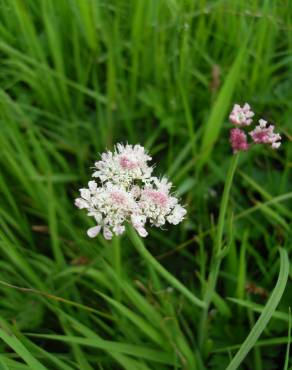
[249,119,281,149]
[110,190,128,205]
[230,128,249,153]
[142,189,169,208]
[119,155,139,170]
[229,103,254,126]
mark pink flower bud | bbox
[230,128,249,153]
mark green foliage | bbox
[0,0,291,369]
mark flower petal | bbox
[87,225,101,238]
[88,181,97,192]
[80,188,91,200]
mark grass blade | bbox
[128,226,206,309]
[0,328,48,370]
[199,45,247,166]
[226,248,289,370]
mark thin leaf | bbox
[0,328,48,370]
[226,248,289,370]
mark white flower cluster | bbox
[75,144,186,240]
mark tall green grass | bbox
[0,0,291,369]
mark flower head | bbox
[249,119,281,149]
[230,128,249,153]
[138,178,186,227]
[229,103,254,126]
[93,143,153,187]
[75,181,139,239]
[75,144,186,239]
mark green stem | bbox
[198,153,239,348]
[128,226,206,309]
[112,236,121,300]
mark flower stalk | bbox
[198,153,239,347]
[112,236,122,301]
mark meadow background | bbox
[0,0,291,369]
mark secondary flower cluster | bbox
[229,103,281,153]
[75,144,186,240]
